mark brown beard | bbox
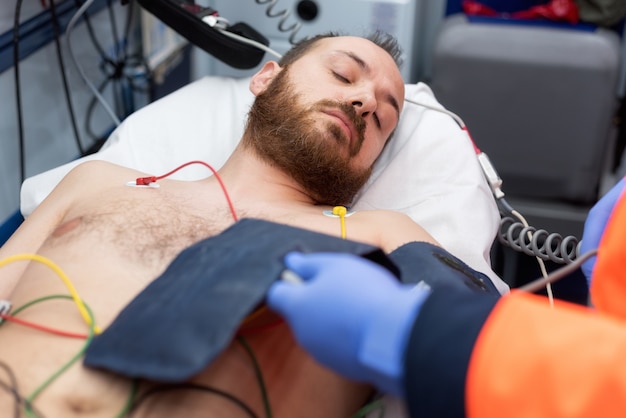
[242,67,371,206]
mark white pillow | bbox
[20,76,507,293]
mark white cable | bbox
[512,209,554,307]
[403,97,466,128]
[66,0,121,127]
[215,27,283,60]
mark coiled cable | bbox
[498,214,582,265]
[254,0,302,45]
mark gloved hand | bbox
[580,177,626,283]
[266,252,431,397]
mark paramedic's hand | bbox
[267,252,431,397]
[581,177,626,284]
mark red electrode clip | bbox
[135,176,157,186]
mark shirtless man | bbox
[0,33,441,417]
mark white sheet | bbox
[20,75,507,293]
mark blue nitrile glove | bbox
[581,177,626,284]
[266,252,431,397]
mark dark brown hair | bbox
[278,31,403,68]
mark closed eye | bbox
[332,72,350,83]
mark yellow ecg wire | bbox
[333,206,348,239]
[0,254,101,334]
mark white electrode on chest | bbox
[126,181,160,188]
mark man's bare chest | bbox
[44,189,235,269]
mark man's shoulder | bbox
[64,160,149,184]
[351,208,420,233]
[57,160,147,194]
[69,159,137,175]
[353,208,412,222]
[351,208,438,250]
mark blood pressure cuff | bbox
[84,218,394,382]
[388,241,499,294]
[83,218,498,382]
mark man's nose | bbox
[350,91,377,118]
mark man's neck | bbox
[216,143,317,207]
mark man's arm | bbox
[0,162,99,298]
[365,210,440,253]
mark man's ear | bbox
[250,61,282,96]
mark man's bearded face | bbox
[243,67,372,206]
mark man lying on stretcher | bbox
[0,32,499,418]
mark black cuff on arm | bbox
[404,287,499,418]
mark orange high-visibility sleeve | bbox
[591,191,626,319]
[467,291,626,418]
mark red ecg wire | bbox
[135,160,238,221]
[0,313,88,339]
